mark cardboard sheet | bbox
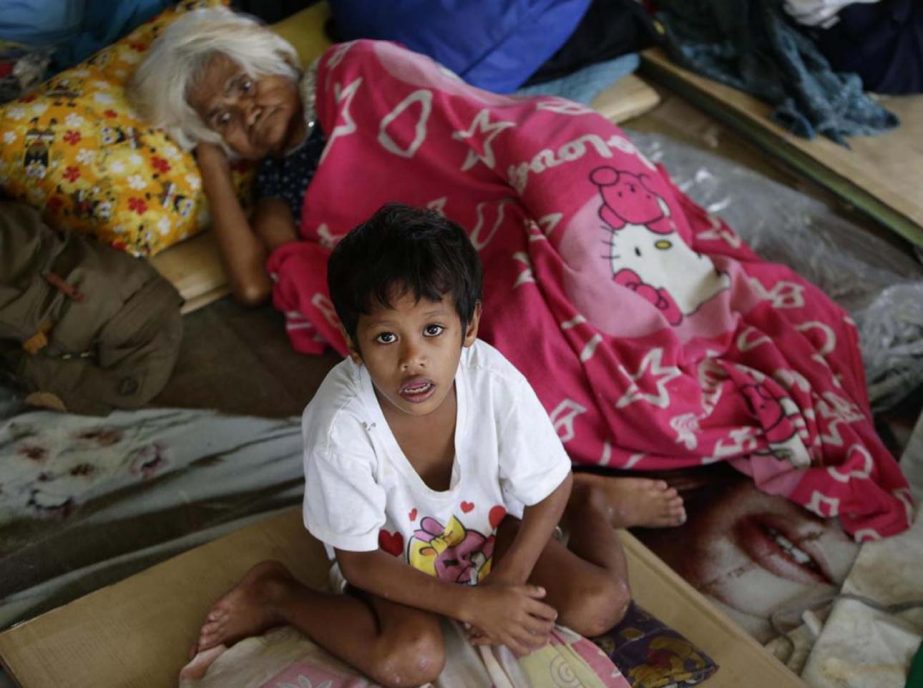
[148,74,660,314]
[0,507,805,688]
[641,48,923,247]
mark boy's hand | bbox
[464,582,556,656]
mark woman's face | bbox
[640,474,859,641]
[188,53,304,160]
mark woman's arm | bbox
[491,472,573,585]
[196,143,273,306]
[337,548,556,656]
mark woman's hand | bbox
[195,141,231,177]
[463,582,556,656]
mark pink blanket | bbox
[267,40,912,540]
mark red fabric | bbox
[266,40,912,540]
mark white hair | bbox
[128,7,300,151]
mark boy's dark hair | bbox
[327,203,484,343]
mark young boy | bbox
[194,205,634,688]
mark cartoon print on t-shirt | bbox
[408,514,495,584]
[590,166,729,325]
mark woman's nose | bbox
[243,99,262,127]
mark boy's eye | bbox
[423,324,444,337]
[375,332,397,344]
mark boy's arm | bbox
[196,142,272,306]
[490,471,572,585]
[336,547,556,656]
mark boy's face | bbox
[349,290,480,419]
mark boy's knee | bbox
[564,576,631,638]
[372,626,445,688]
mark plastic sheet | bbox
[628,129,923,412]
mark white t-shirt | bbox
[302,339,571,585]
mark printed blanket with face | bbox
[266,40,912,540]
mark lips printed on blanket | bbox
[266,39,912,540]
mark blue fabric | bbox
[0,0,170,73]
[0,1,86,46]
[515,53,639,104]
[255,125,327,220]
[329,0,592,93]
[54,0,171,72]
[656,0,899,144]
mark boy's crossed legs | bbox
[190,480,632,687]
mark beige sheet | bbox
[0,507,805,688]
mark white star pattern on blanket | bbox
[615,348,681,409]
[321,77,362,162]
[512,252,535,288]
[452,109,515,172]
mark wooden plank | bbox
[640,48,923,247]
[148,229,228,313]
[593,73,661,123]
[622,530,806,687]
[0,507,805,687]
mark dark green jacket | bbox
[0,201,183,414]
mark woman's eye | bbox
[423,325,444,337]
[375,333,397,344]
[215,112,231,128]
[240,78,253,93]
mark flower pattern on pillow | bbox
[0,0,251,257]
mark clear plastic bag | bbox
[628,130,923,412]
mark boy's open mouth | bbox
[399,377,436,403]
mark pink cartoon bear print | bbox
[408,515,494,584]
[590,166,730,325]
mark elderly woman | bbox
[130,8,319,306]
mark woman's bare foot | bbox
[574,474,685,528]
[195,560,295,653]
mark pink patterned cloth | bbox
[267,40,912,540]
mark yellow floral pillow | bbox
[0,0,251,257]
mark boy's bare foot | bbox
[195,560,294,652]
[574,474,686,528]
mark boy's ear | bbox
[463,301,482,347]
[338,323,363,364]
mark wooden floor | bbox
[154,298,340,418]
